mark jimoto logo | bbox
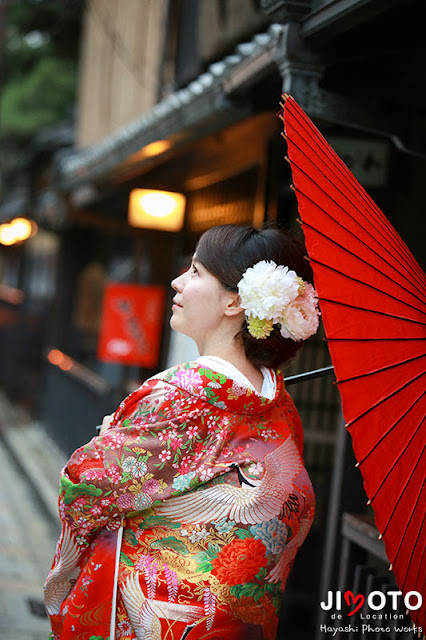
[320,590,422,616]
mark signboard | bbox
[326,137,389,188]
[97,283,166,368]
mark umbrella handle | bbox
[284,365,335,386]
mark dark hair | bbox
[195,224,313,369]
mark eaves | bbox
[57,24,284,192]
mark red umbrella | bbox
[279,94,426,629]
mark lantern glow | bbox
[0,217,37,246]
[128,189,185,231]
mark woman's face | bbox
[170,256,237,345]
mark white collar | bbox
[195,356,276,399]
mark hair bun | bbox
[196,224,314,368]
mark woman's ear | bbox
[224,293,244,317]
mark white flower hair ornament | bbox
[237,260,320,341]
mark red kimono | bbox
[44,361,315,640]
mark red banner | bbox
[97,283,166,367]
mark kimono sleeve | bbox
[57,377,216,544]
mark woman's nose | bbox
[171,273,184,292]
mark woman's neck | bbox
[198,336,264,393]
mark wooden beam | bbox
[302,0,401,41]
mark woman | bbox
[44,224,318,640]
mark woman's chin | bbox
[170,315,184,333]
[170,317,194,340]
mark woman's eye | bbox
[191,264,198,275]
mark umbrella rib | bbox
[287,152,422,282]
[401,519,425,596]
[346,369,426,428]
[297,191,426,303]
[378,441,425,539]
[289,116,413,262]
[319,297,426,326]
[336,353,426,385]
[414,555,426,610]
[284,98,425,281]
[354,389,425,466]
[417,571,426,619]
[309,256,425,317]
[401,519,425,629]
[288,146,413,264]
[397,475,426,591]
[362,408,425,494]
[392,462,426,593]
[287,99,424,280]
[293,178,426,302]
[418,580,426,632]
[284,122,426,290]
[327,337,426,342]
[392,454,426,626]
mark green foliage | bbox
[123,529,138,546]
[3,26,52,74]
[194,553,213,572]
[120,552,134,567]
[0,57,76,135]
[60,476,103,505]
[198,368,227,384]
[230,582,263,600]
[138,515,181,530]
[194,542,220,572]
[230,580,277,602]
[0,0,83,139]
[151,536,189,555]
[6,0,84,60]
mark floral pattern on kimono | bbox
[44,362,315,640]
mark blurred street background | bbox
[0,390,64,639]
[0,1,424,638]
